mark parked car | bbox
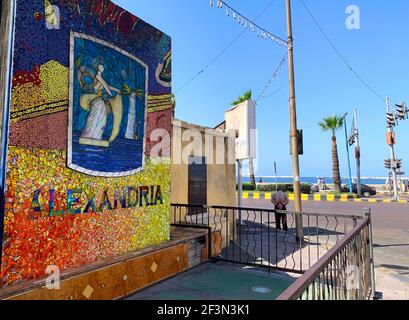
[342,184,377,198]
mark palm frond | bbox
[231,90,252,106]
[318,115,344,133]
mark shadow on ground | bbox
[126,261,294,300]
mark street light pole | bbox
[386,97,399,201]
[343,112,353,193]
[354,108,362,197]
[286,0,303,240]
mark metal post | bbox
[364,208,377,299]
[274,161,278,192]
[286,0,303,241]
[0,0,16,265]
[237,159,243,225]
[386,97,399,201]
[354,109,362,197]
[343,113,353,193]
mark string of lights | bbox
[256,53,288,102]
[210,0,288,47]
[175,0,279,93]
[259,83,287,101]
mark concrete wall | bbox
[171,119,236,207]
[0,0,173,289]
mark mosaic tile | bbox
[1,0,173,288]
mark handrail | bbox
[276,217,370,300]
[171,203,364,220]
[171,203,373,291]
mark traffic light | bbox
[395,103,408,120]
[384,159,392,169]
[386,112,396,128]
[397,159,403,169]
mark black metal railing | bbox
[171,204,370,274]
[277,213,375,300]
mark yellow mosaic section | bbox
[11,60,69,113]
[147,94,173,112]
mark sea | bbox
[72,132,143,173]
[242,176,398,185]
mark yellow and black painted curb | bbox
[241,192,409,204]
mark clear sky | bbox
[114,0,409,178]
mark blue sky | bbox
[114,0,409,178]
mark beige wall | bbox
[171,119,236,207]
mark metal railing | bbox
[170,204,374,290]
[277,210,375,300]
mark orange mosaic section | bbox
[1,147,171,287]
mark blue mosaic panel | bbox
[68,33,147,176]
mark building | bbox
[171,119,236,208]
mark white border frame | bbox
[68,32,148,178]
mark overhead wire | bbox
[300,0,392,104]
[175,0,280,93]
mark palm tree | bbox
[231,90,252,106]
[318,115,345,193]
[231,90,256,190]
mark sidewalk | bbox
[241,191,409,204]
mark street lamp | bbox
[342,112,353,193]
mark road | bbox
[243,198,409,300]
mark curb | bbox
[241,192,409,204]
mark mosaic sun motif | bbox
[68,32,148,177]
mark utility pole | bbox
[237,159,243,224]
[343,112,353,193]
[286,0,303,241]
[354,108,362,197]
[386,97,399,201]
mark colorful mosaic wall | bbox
[0,0,173,287]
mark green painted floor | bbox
[126,262,294,300]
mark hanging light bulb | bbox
[210,0,214,6]
[225,8,229,16]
